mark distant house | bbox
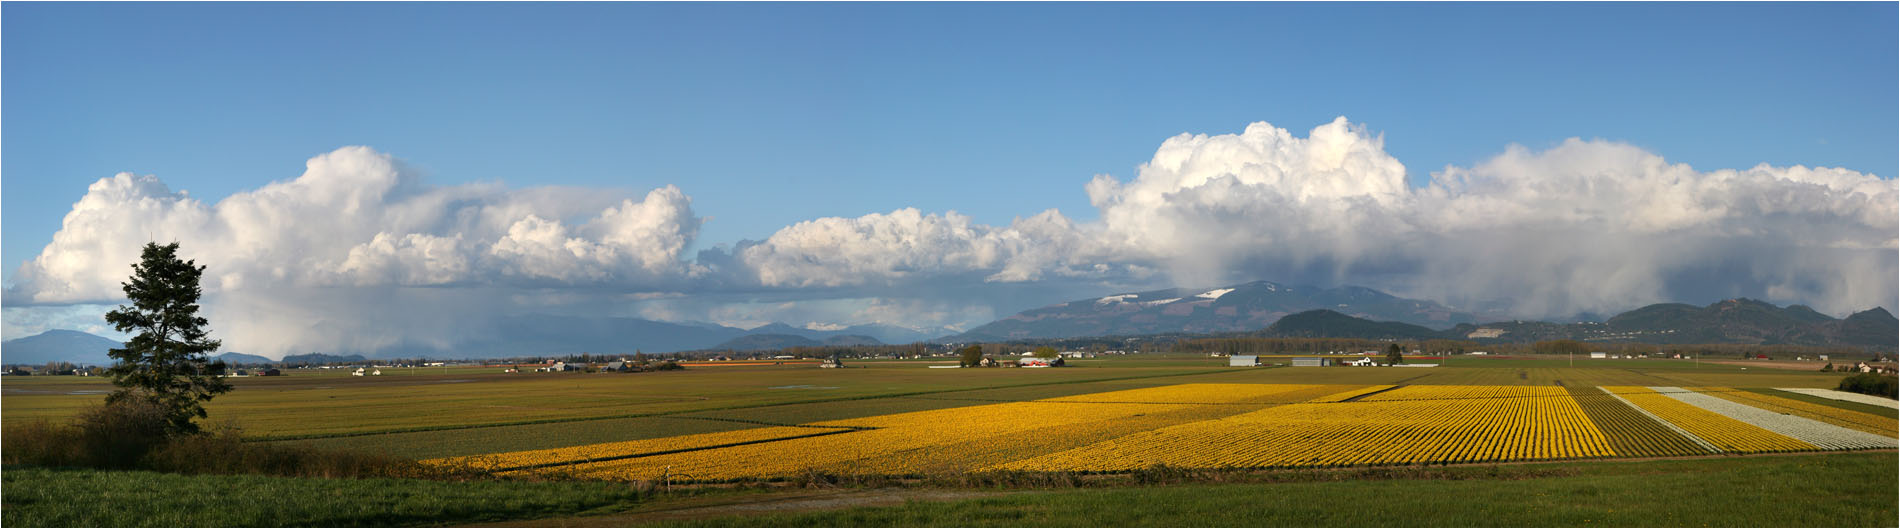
[1019,357,1062,368]
[1347,357,1378,367]
[819,356,844,369]
[260,368,282,376]
[1588,352,1608,359]
[1229,355,1259,367]
[352,368,367,376]
[603,361,627,372]
[1059,351,1090,359]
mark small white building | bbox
[1589,352,1608,359]
[1347,357,1378,367]
[1229,355,1259,367]
[352,368,366,376]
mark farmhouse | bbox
[1589,352,1608,359]
[819,356,844,368]
[1229,355,1259,367]
[603,361,626,372]
[1346,357,1379,367]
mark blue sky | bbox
[3,2,1895,354]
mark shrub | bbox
[142,430,456,479]
[3,400,477,481]
[1838,373,1899,399]
[2,399,176,469]
[651,361,684,371]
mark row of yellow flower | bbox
[996,385,1613,472]
[512,384,1367,481]
[1599,386,1815,453]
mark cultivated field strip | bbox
[1038,383,1337,404]
[534,401,1201,480]
[1658,387,1896,451]
[995,385,1612,472]
[1690,387,1897,437]
[424,425,853,471]
[1565,386,1711,457]
[1308,384,1397,403]
[1598,387,1720,454]
[1775,388,1900,409]
[1599,387,1814,453]
[496,384,1369,480]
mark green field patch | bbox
[0,466,649,527]
[267,416,764,459]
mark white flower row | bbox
[1652,387,1897,450]
[1774,387,1899,410]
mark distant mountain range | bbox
[1257,300,1896,348]
[942,280,1895,349]
[712,333,884,352]
[1,317,944,364]
[1,329,121,366]
[1444,299,1897,347]
[942,280,1495,342]
[8,283,1891,365]
[213,352,274,365]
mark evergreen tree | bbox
[1386,343,1404,365]
[103,242,231,434]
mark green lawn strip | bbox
[246,368,1233,443]
[1748,388,1900,419]
[267,416,763,460]
[0,466,647,527]
[646,452,1898,527]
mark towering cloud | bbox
[7,119,1895,357]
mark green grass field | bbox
[8,452,1889,527]
[0,466,648,527]
[642,453,1898,528]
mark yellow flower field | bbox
[517,384,1368,480]
[441,383,1894,481]
[997,385,1612,472]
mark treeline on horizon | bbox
[1165,337,1878,359]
